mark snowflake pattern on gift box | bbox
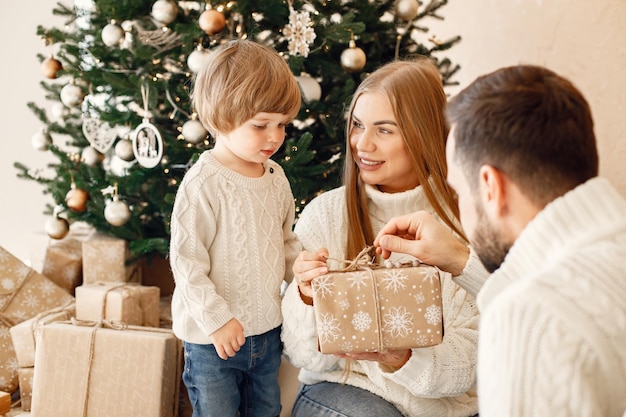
[0,278,14,291]
[381,269,409,293]
[318,312,341,343]
[351,310,372,332]
[313,275,336,300]
[425,304,442,326]
[383,306,414,338]
[348,271,370,290]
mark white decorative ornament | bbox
[104,196,132,226]
[31,128,52,151]
[60,83,85,108]
[395,0,419,21]
[101,20,125,47]
[115,138,135,161]
[81,146,102,167]
[181,117,207,144]
[132,120,163,168]
[187,45,210,73]
[45,215,70,240]
[295,73,322,102]
[50,102,69,123]
[283,7,317,57]
[151,0,179,25]
[82,117,119,154]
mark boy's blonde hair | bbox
[343,59,466,259]
[192,40,302,136]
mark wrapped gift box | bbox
[82,234,141,284]
[0,246,75,393]
[75,283,160,327]
[0,390,10,415]
[10,303,76,368]
[17,367,34,411]
[312,263,444,354]
[31,321,181,417]
[42,238,83,294]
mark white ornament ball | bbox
[187,47,210,73]
[45,216,70,239]
[395,0,419,21]
[31,129,52,151]
[60,83,85,108]
[340,45,367,73]
[115,138,135,161]
[181,119,208,144]
[50,102,70,123]
[81,146,102,167]
[151,0,179,25]
[104,197,132,227]
[101,21,125,47]
[295,73,322,102]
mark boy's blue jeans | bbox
[182,326,282,417]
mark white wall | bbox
[2,0,625,265]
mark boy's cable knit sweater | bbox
[169,151,300,344]
[282,184,480,417]
[476,177,626,417]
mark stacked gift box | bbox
[2,228,187,416]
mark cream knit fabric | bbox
[169,151,300,344]
[281,184,480,417]
[477,177,626,416]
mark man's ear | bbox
[478,165,507,217]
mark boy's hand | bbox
[210,318,245,360]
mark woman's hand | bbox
[292,248,329,304]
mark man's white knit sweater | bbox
[169,151,300,344]
[282,184,480,417]
[476,177,626,416]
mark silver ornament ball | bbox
[395,0,419,21]
[101,22,125,47]
[104,197,132,227]
[115,138,135,161]
[295,73,322,103]
[31,129,52,151]
[45,216,70,240]
[182,119,208,144]
[187,47,210,73]
[151,0,179,25]
[60,83,85,108]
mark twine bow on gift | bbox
[329,246,377,272]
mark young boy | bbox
[169,40,302,417]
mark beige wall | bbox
[2,0,625,264]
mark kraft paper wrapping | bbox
[0,246,75,393]
[312,255,443,354]
[81,234,141,284]
[17,367,34,411]
[75,283,160,327]
[10,302,76,368]
[31,321,181,417]
[42,238,83,294]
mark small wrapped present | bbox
[312,249,444,354]
[0,246,75,393]
[10,302,76,368]
[75,283,160,327]
[82,234,141,284]
[0,390,10,415]
[17,367,34,411]
[42,238,83,294]
[31,321,181,417]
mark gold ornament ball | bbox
[65,187,89,212]
[45,216,70,240]
[104,198,131,227]
[395,0,419,21]
[340,45,367,73]
[199,10,226,35]
[41,56,62,79]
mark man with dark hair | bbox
[375,64,626,416]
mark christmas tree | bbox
[15,0,460,260]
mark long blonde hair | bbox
[343,58,465,259]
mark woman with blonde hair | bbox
[281,58,480,417]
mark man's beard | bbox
[471,201,512,273]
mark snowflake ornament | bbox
[283,7,317,57]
